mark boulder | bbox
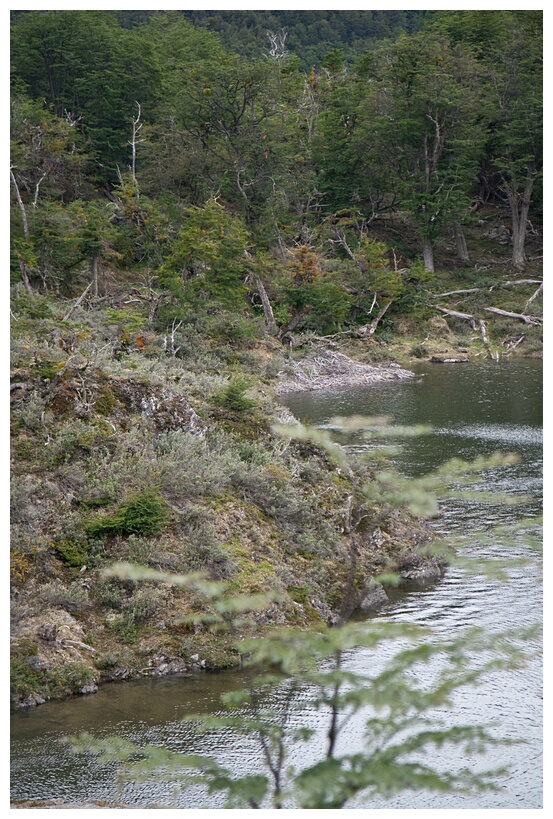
[359,582,389,612]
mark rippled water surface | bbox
[11,360,543,808]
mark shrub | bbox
[410,343,428,359]
[124,586,165,624]
[11,648,96,700]
[212,377,255,413]
[52,539,88,569]
[93,579,126,611]
[37,579,90,612]
[85,491,170,539]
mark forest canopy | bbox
[10,9,542,330]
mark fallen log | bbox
[433,306,477,329]
[62,281,93,321]
[431,356,469,364]
[433,280,542,298]
[484,307,542,324]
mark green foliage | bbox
[84,491,170,539]
[158,200,250,307]
[52,538,88,569]
[410,343,428,359]
[10,8,542,309]
[213,377,255,413]
[11,10,161,176]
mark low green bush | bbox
[85,491,170,538]
[212,377,255,413]
[52,539,88,569]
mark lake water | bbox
[10,360,543,809]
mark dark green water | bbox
[10,360,543,808]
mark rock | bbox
[309,596,336,625]
[484,224,511,244]
[359,582,389,612]
[368,528,386,548]
[113,380,207,435]
[18,694,46,708]
[399,557,443,583]
[253,603,287,625]
[79,684,98,695]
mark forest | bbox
[10,10,542,809]
[11,9,542,328]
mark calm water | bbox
[10,360,543,809]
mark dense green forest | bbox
[10,10,542,721]
[11,9,542,325]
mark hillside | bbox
[10,10,542,706]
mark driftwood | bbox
[432,305,499,363]
[478,319,498,361]
[275,349,414,394]
[58,638,97,654]
[504,335,526,355]
[431,356,469,364]
[433,288,481,297]
[433,279,542,298]
[484,306,542,324]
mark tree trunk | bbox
[358,299,393,337]
[278,306,311,338]
[255,276,278,336]
[505,172,535,270]
[453,222,469,264]
[422,238,435,273]
[91,252,100,298]
[10,168,33,294]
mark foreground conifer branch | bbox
[68,426,539,809]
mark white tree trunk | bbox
[422,238,435,273]
[10,168,33,293]
[91,252,100,298]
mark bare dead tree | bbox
[10,168,33,293]
[254,276,279,336]
[266,29,288,63]
[522,282,543,314]
[357,300,393,338]
[129,102,144,191]
[163,319,182,360]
